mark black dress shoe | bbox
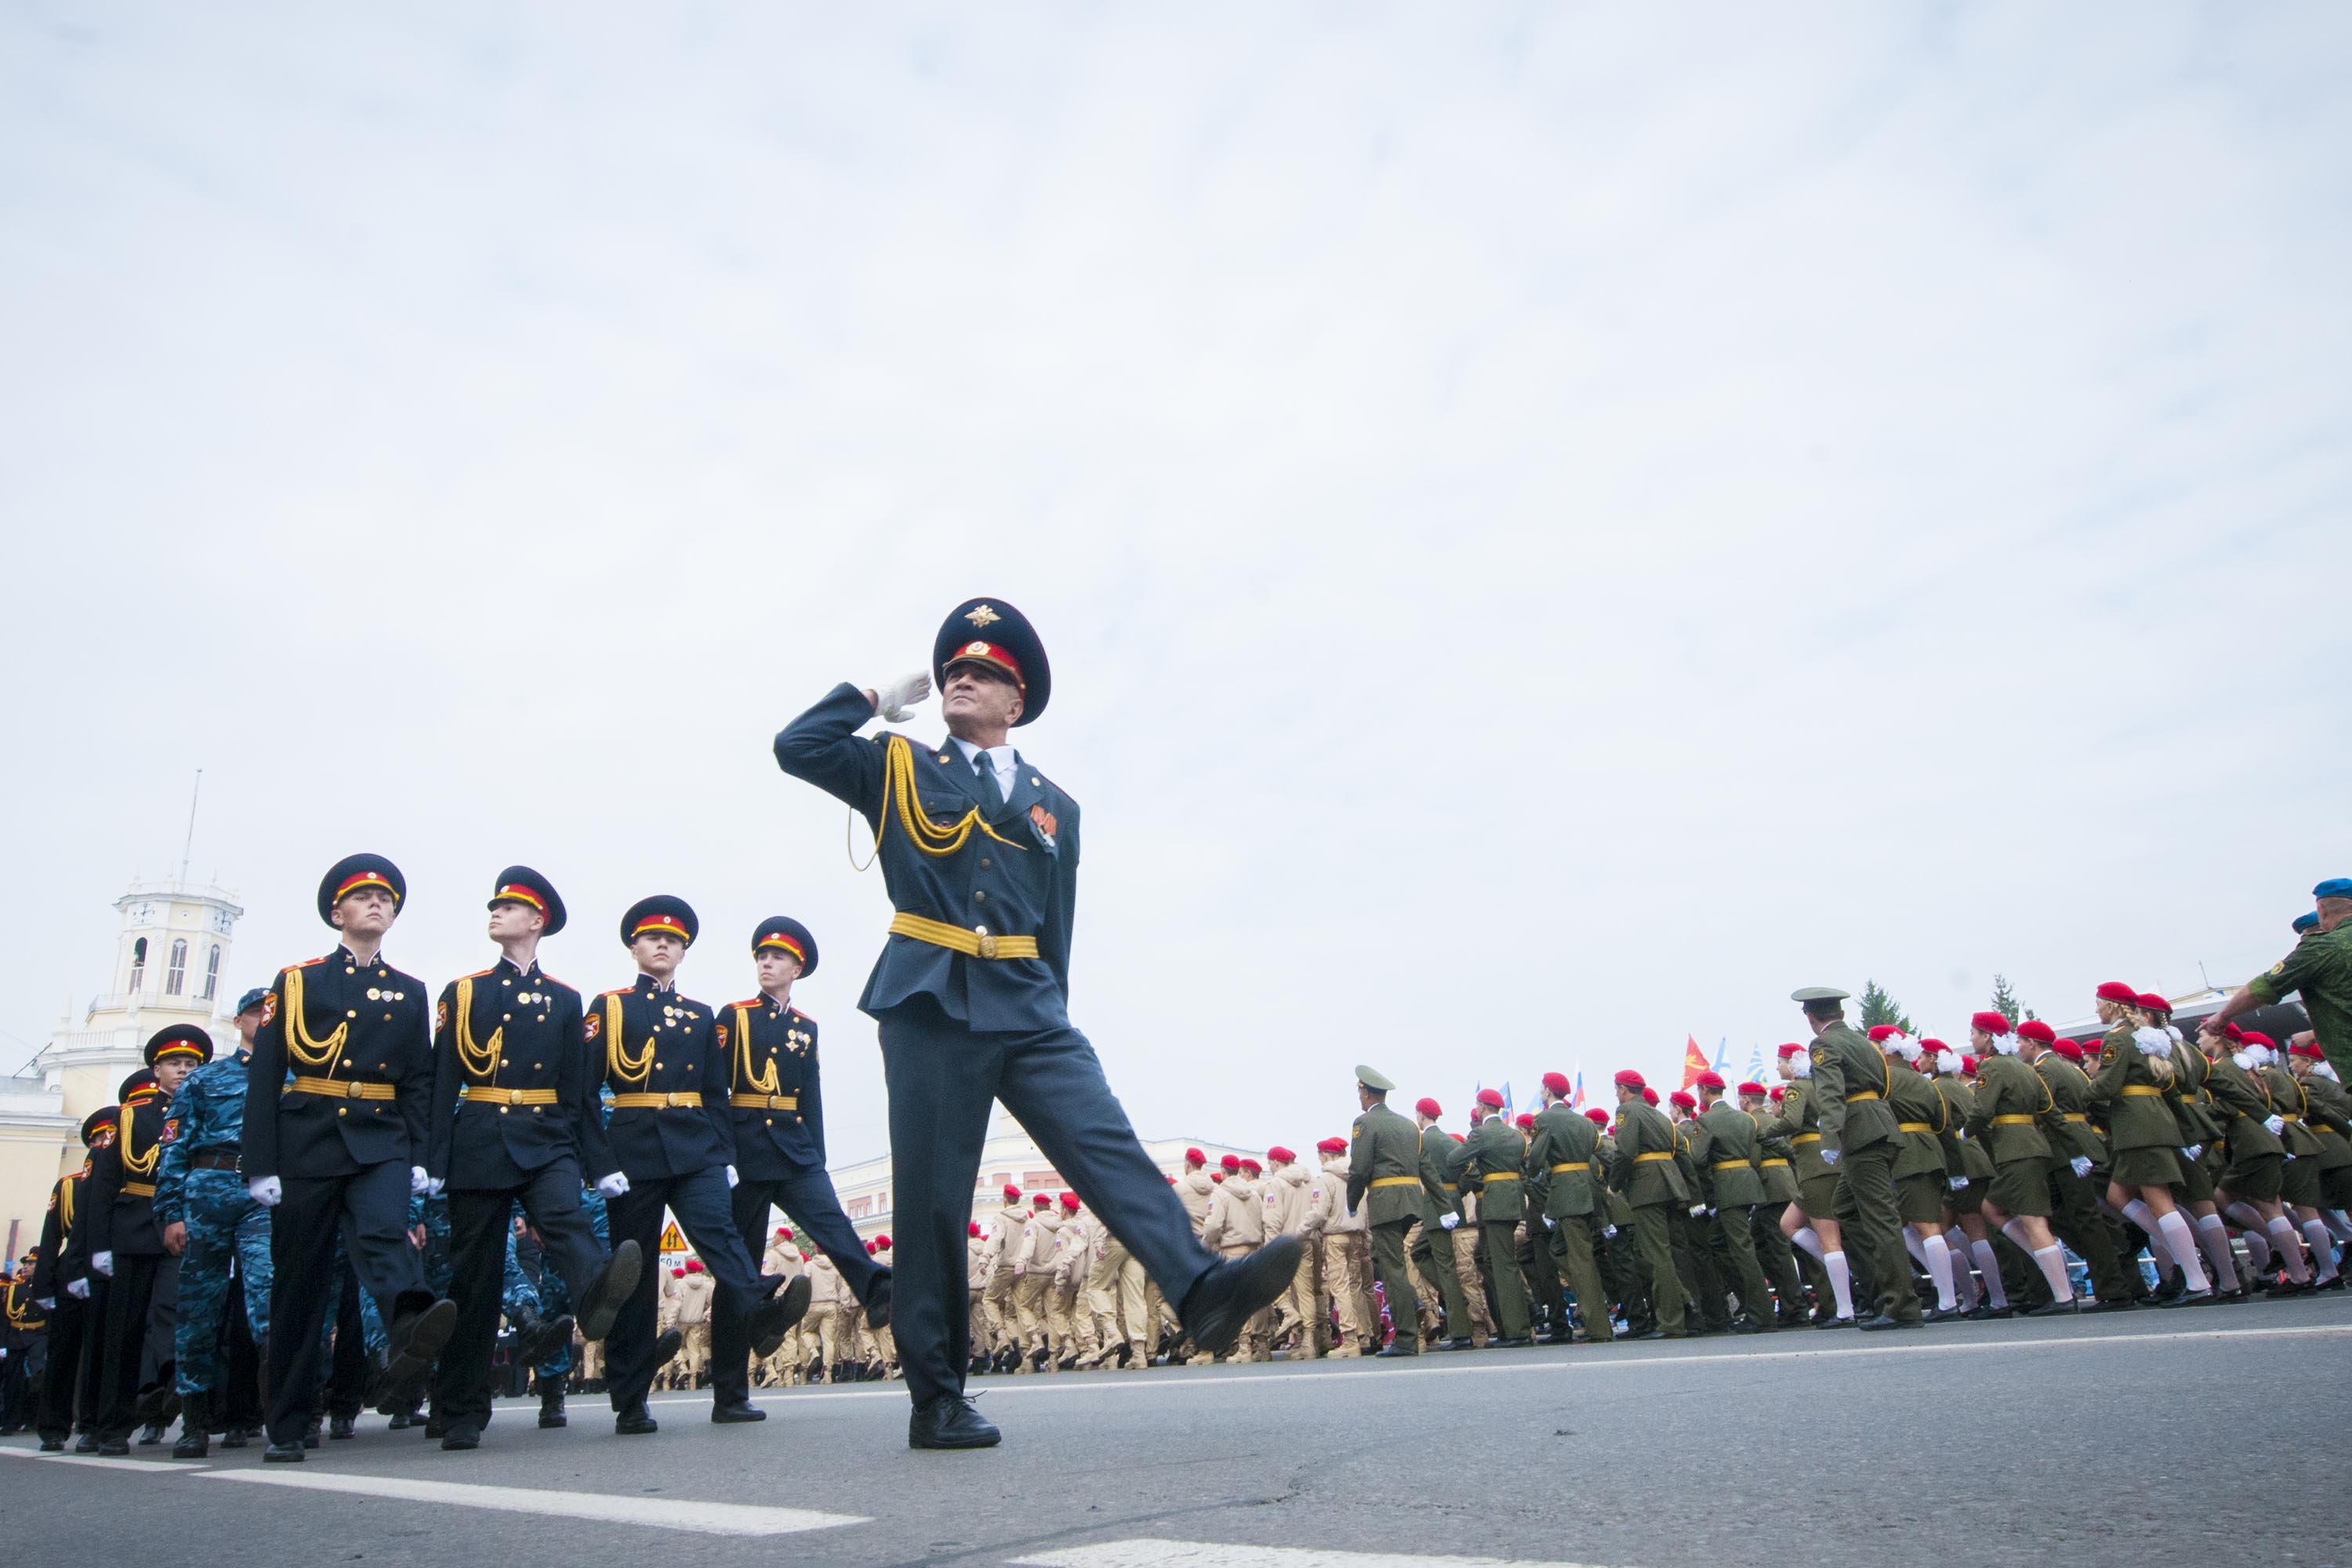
[2021,1297,2079,1317]
[1627,1327,1665,1341]
[2318,1273,2348,1293]
[379,1298,459,1411]
[615,1406,659,1436]
[38,1436,64,1452]
[1857,1314,1905,1332]
[863,1269,893,1331]
[329,1414,358,1439]
[711,1400,767,1424]
[73,1432,97,1453]
[908,1393,999,1450]
[263,1440,305,1463]
[514,1313,575,1372]
[387,1411,413,1430]
[440,1423,481,1451]
[1178,1234,1305,1357]
[2081,1297,2136,1314]
[423,1411,448,1439]
[173,1425,210,1459]
[749,1275,812,1359]
[1431,1336,1474,1352]
[1814,1315,1857,1330]
[302,1421,322,1450]
[1373,1345,1418,1358]
[96,1438,131,1456]
[652,1327,684,1373]
[2172,1287,2217,1307]
[1490,1336,1535,1348]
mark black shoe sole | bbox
[750,1276,813,1358]
[578,1241,642,1344]
[379,1299,459,1411]
[1181,1235,1305,1357]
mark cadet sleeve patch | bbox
[261,991,278,1026]
[435,999,448,1033]
[583,1012,601,1041]
[92,1125,116,1150]
[2270,961,2287,977]
[46,1190,56,1212]
[714,1023,729,1050]
[160,1117,180,1145]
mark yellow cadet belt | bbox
[730,1093,800,1111]
[2121,1085,2166,1098]
[1441,1182,1459,1192]
[1634,1151,1675,1163]
[1791,1133,1822,1145]
[1760,1158,1791,1167]
[1710,1160,1751,1171]
[2278,1112,2302,1122]
[1846,1091,1882,1102]
[122,1181,157,1197]
[285,1076,396,1101]
[2061,1112,2088,1123]
[1896,1122,1933,1134]
[1549,1162,1589,1174]
[1482,1171,1521,1181]
[1991,1113,2036,1126]
[611,1091,703,1109]
[462,1086,559,1107]
[888,912,1040,960]
[1368,1176,1421,1189]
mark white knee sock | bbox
[2267,1216,2310,1283]
[1792,1225,1825,1265]
[2325,1210,2352,1246]
[1921,1232,1957,1310]
[2031,1244,2074,1302]
[2001,1218,2034,1252]
[1970,1240,2009,1310]
[2154,1210,2209,1291]
[2300,1220,2339,1283]
[2121,1198,2174,1276]
[2230,1208,2274,1270]
[1904,1230,1929,1272]
[1824,1250,1855,1319]
[1946,1229,1980,1309]
[2194,1213,2241,1291]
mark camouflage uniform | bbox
[154,1050,270,1397]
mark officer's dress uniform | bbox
[1,1273,45,1431]
[1813,1025,1922,1327]
[84,1080,174,1449]
[590,974,775,1417]
[241,946,440,1445]
[709,989,882,1412]
[1345,1091,1425,1353]
[30,1133,98,1447]
[773,681,1216,1412]
[154,1047,270,1425]
[427,954,625,1436]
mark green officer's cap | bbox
[1790,985,1850,1004]
[1355,1064,1396,1093]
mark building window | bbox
[129,937,147,993]
[202,945,222,1001]
[166,938,188,996]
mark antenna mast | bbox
[180,768,202,885]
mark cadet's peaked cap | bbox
[935,597,1051,726]
[488,865,567,936]
[145,1025,213,1068]
[1475,1087,1505,1109]
[317,853,405,925]
[2294,911,2321,933]
[2314,877,2352,901]
[118,1068,158,1102]
[1541,1071,1571,1097]
[2094,980,2139,1004]
[1414,1097,1443,1119]
[2016,1020,2055,1044]
[620,895,698,947]
[80,1105,117,1146]
[1970,1011,2011,1036]
[1791,985,1849,1004]
[1355,1064,1396,1093]
[234,985,270,1018]
[752,916,819,977]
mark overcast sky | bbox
[3,5,2346,1162]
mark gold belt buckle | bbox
[975,925,999,960]
[346,1080,368,1099]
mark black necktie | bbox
[974,750,1004,812]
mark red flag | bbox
[1681,1035,1710,1091]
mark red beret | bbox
[1033,1192,1053,1207]
[1185,1149,1206,1166]
[775,1226,791,1237]
[1266,1146,1294,1164]
[1920,1039,1947,1053]
[877,1233,893,1247]
[1642,1087,1659,1105]
[672,1267,685,1277]
[1970,1011,2010,1036]
[1475,1088,1505,1109]
[1613,1069,1646,1089]
[2222,1023,2245,1042]
[2081,1036,2103,1054]
[2241,1031,2276,1049]
[1694,1071,1725,1091]
[2016,1020,2055,1044]
[1239,1158,1261,1175]
[1515,1113,1535,1130]
[1317,1136,1347,1154]
[2136,992,2169,1013]
[1220,1153,1241,1171]
[2095,981,2139,1004]
[1541,1071,1571,1097]
[2290,1039,2325,1060]
[1004,1184,1022,1201]
[1668,1091,1697,1110]
[1584,1107,1611,1124]
[1415,1097,1443,1119]
[1738,1081,1767,1096]
[1777,1042,1805,1058]
[684,1258,703,1272]
[1867,1025,1899,1043]
[1058,1192,1080,1210]
[1210,1171,1224,1182]
[866,1240,877,1253]
[1769,1086,1786,1101]
[2050,1039,2085,1062]
[1961,1056,1979,1077]
[969,1222,982,1236]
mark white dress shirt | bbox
[949,735,1020,802]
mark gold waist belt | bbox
[463,1086,558,1106]
[1897,1122,1933,1134]
[1482,1171,1520,1182]
[1711,1160,1752,1171]
[889,912,1040,960]
[2061,1112,2088,1123]
[1634,1152,1675,1163]
[2121,1086,2165,1098]
[1991,1114,2036,1126]
[285,1076,395,1102]
[1791,1133,1822,1145]
[122,1181,156,1197]
[731,1093,800,1111]
[1549,1162,1590,1174]
[611,1091,702,1109]
[1760,1158,1791,1167]
[1846,1091,1882,1102]
[1368,1176,1420,1189]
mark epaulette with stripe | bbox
[285,956,327,974]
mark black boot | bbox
[908,1392,999,1450]
[536,1377,567,1429]
[172,1391,212,1459]
[575,1240,643,1345]
[1177,1236,1305,1358]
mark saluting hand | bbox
[872,671,932,723]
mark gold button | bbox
[499,1106,510,1115]
[974,891,987,902]
[765,1118,774,1127]
[980,858,991,869]
[533,1063,541,1070]
[347,1010,358,1019]
[655,1062,663,1070]
[338,1107,348,1116]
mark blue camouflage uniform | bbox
[155,1049,270,1396]
[522,1185,608,1378]
[407,1192,454,1298]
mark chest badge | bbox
[1030,804,1058,848]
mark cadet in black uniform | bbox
[29,1107,113,1450]
[241,855,458,1462]
[774,598,1300,1449]
[426,866,644,1451]
[590,895,808,1436]
[707,916,889,1423]
[86,1033,207,1453]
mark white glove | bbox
[2069,1156,2092,1178]
[426,1177,446,1198]
[410,1165,430,1196]
[1689,1204,1708,1218]
[596,1171,630,1198]
[725,1164,740,1189]
[1541,1215,1555,1230]
[34,1298,53,1312]
[1439,1213,1459,1231]
[248,1176,281,1207]
[873,671,931,724]
[2264,1115,2287,1136]
[1602,1225,1619,1239]
[66,1279,89,1300]
[1820,1149,1841,1167]
[91,1251,113,1278]
[1949,1176,1969,1191]
[2183,1145,2202,1160]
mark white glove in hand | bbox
[410,1165,431,1196]
[1541,1215,1555,1230]
[35,1298,53,1312]
[725,1164,740,1189]
[2183,1145,2202,1160]
[66,1279,90,1301]
[2070,1156,2093,1178]
[1439,1213,1459,1231]
[427,1178,445,1198]
[248,1176,282,1207]
[596,1171,630,1198]
[1820,1149,1841,1167]
[1949,1176,1969,1191]
[1690,1204,1708,1218]
[2265,1115,2287,1136]
[91,1251,113,1278]
[1602,1225,1618,1239]
[874,671,931,723]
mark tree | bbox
[1991,973,2024,1028]
[1858,978,1915,1036]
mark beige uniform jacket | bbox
[1201,1175,1265,1249]
[1173,1169,1217,1236]
[1319,1156,1364,1232]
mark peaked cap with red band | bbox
[316,853,405,926]
[81,1105,118,1146]
[935,597,1052,725]
[144,1024,214,1069]
[118,1068,158,1102]
[751,915,819,978]
[619,894,698,947]
[487,864,567,936]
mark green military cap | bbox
[1790,985,1850,1004]
[1355,1063,1396,1092]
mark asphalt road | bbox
[6,1294,2350,1568]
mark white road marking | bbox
[0,1447,208,1472]
[1014,1541,1632,1568]
[198,1471,868,1536]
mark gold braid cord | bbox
[453,977,503,1084]
[120,1105,158,1181]
[604,993,651,1089]
[281,967,349,1075]
[872,734,1029,859]
[734,1004,778,1095]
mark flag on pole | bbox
[1570,1071,1584,1111]
[1711,1038,1731,1075]
[1680,1036,1710,1091]
[1501,1083,1515,1119]
[1746,1042,1766,1083]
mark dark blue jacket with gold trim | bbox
[427,956,616,1191]
[241,946,434,1180]
[718,996,825,1177]
[588,975,736,1179]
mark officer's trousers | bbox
[93,1251,168,1443]
[712,1166,881,1409]
[1630,1203,1686,1335]
[604,1167,764,1415]
[1831,1144,1921,1324]
[436,1160,611,1431]
[1713,1204,1779,1328]
[1479,1218,1530,1338]
[1367,1218,1419,1352]
[36,1291,87,1443]
[1751,1200,1805,1320]
[875,999,1215,1409]
[1544,1214,1612,1340]
[1407,1217,1472,1338]
[265,1160,430,1443]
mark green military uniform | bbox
[1526,1105,1611,1341]
[2207,1050,2287,1202]
[1609,1098,1688,1337]
[2248,919,2352,1080]
[1691,1100,1777,1330]
[2089,1025,2186,1190]
[1931,1073,1993,1214]
[1885,1061,1949,1226]
[1592,1131,1642,1333]
[1464,1112,1530,1341]
[1965,1053,2056,1218]
[2168,1043,2227,1205]
[1668,1117,1729,1331]
[2260,1062,2328,1210]
[1408,1124,1472,1344]
[2296,1068,2352,1210]
[2033,1052,2132,1302]
[1346,1068,1427,1355]
[1744,1102,1807,1324]
[1811,1017,1920,1326]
